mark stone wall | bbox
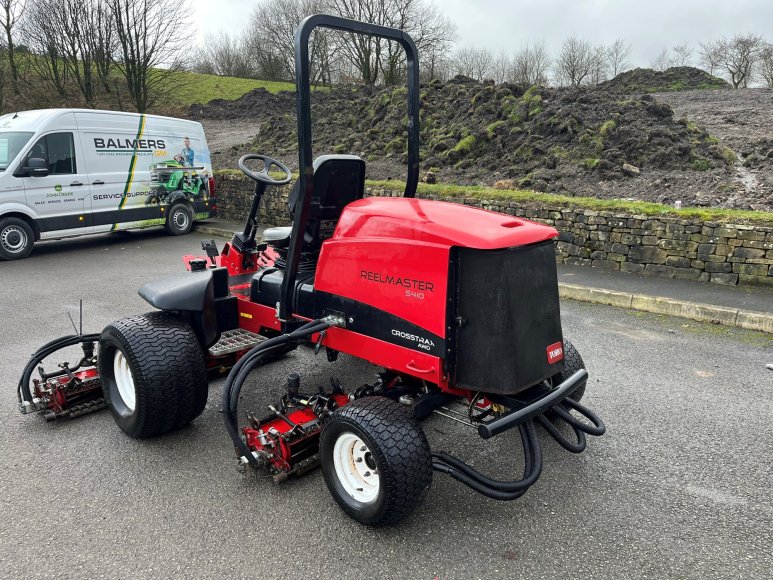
[213,172,773,287]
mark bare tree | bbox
[555,36,593,87]
[453,46,493,80]
[606,38,631,78]
[490,50,510,84]
[588,44,607,85]
[411,0,455,82]
[0,0,24,93]
[56,0,99,106]
[196,32,252,78]
[107,0,190,112]
[90,0,116,93]
[671,43,693,67]
[651,48,670,71]
[715,33,766,88]
[380,0,454,85]
[699,40,721,75]
[760,44,773,88]
[509,41,550,86]
[21,0,68,97]
[0,50,6,111]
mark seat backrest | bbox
[289,154,365,249]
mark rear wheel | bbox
[98,311,208,438]
[551,339,586,402]
[0,217,34,260]
[165,203,193,235]
[320,397,432,526]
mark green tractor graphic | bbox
[146,156,207,206]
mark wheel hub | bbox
[112,350,136,412]
[1,225,27,253]
[333,432,379,503]
[173,209,189,230]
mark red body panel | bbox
[334,197,557,249]
[316,197,558,338]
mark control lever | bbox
[201,239,219,265]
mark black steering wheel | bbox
[238,154,292,186]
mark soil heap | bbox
[599,67,730,93]
[191,76,768,211]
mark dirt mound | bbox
[192,77,769,211]
[600,67,730,94]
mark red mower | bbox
[18,15,605,526]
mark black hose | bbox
[432,420,542,493]
[17,333,100,405]
[222,319,331,466]
[557,398,607,436]
[536,414,587,453]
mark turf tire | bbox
[551,339,586,402]
[98,311,208,438]
[320,396,432,526]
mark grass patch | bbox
[164,71,296,106]
[365,179,773,225]
[599,120,616,137]
[486,120,506,139]
[452,135,477,154]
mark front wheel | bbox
[165,203,193,235]
[0,217,34,260]
[320,397,432,526]
[98,312,209,438]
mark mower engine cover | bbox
[313,196,564,395]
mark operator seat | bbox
[252,155,366,316]
[262,154,366,249]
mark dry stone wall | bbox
[213,173,773,287]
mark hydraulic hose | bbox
[222,319,331,466]
[432,420,543,500]
[17,333,100,405]
[536,414,587,453]
[556,398,607,436]
[433,421,542,492]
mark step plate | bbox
[209,328,266,357]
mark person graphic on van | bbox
[180,137,194,167]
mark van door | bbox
[21,132,90,238]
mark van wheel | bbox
[166,203,193,236]
[0,217,34,260]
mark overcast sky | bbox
[191,0,773,68]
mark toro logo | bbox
[546,341,564,364]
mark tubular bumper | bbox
[478,369,589,439]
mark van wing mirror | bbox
[26,157,49,177]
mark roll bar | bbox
[279,14,421,323]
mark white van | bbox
[0,109,217,260]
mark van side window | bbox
[26,133,77,175]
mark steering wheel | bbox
[238,154,292,186]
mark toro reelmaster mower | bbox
[17,15,605,526]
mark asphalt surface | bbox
[1,228,772,579]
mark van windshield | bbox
[0,131,34,172]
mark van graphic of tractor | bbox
[146,156,207,206]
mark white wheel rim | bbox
[333,432,380,504]
[172,208,189,230]
[1,225,28,254]
[113,350,136,412]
